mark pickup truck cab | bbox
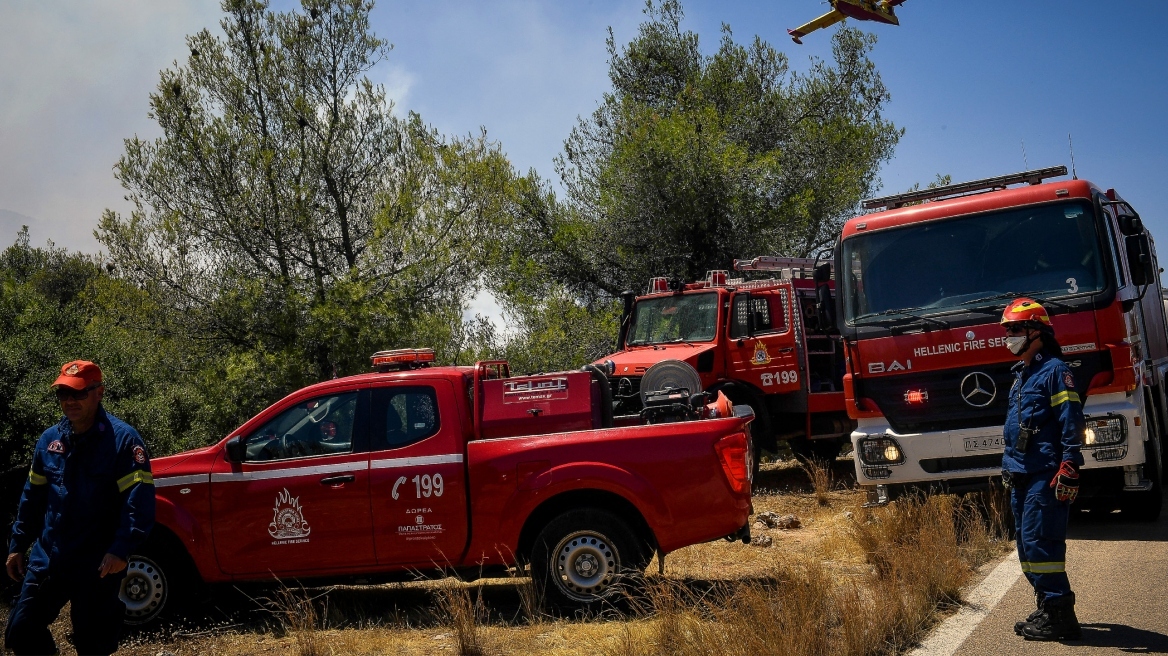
[122,350,754,624]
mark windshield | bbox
[628,292,719,345]
[841,201,1107,324]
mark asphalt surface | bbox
[948,502,1168,655]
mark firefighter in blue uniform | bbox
[1000,298,1083,641]
[5,361,155,656]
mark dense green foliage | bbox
[1,0,902,466]
[0,230,211,470]
[492,1,900,370]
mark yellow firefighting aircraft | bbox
[788,0,907,44]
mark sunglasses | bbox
[55,384,102,402]
[1003,325,1031,336]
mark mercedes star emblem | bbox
[960,372,997,408]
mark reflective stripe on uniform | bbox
[28,469,47,486]
[117,470,154,492]
[1020,560,1065,574]
[1050,390,1080,406]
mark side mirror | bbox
[816,284,837,333]
[1119,213,1144,237]
[813,262,832,284]
[813,262,836,332]
[225,435,246,463]
[617,290,636,349]
[1126,234,1153,286]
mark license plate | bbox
[964,436,1003,452]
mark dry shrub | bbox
[799,456,834,506]
[516,575,546,625]
[599,493,1007,656]
[265,583,328,656]
[434,580,489,656]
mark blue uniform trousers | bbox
[1010,471,1072,600]
[4,563,126,656]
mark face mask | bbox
[1006,335,1029,356]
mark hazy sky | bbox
[2,1,1167,266]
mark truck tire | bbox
[530,509,649,615]
[1120,436,1163,522]
[122,538,201,629]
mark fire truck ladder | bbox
[862,165,1069,210]
[733,256,831,281]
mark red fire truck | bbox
[835,166,1165,519]
[597,260,854,465]
[123,349,755,625]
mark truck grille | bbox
[858,350,1107,435]
[919,454,1003,474]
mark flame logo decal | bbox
[268,488,311,540]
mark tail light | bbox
[715,432,752,495]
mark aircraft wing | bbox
[787,10,846,45]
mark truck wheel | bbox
[122,542,199,628]
[530,509,648,615]
[1121,437,1163,522]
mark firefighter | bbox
[5,361,155,656]
[1000,298,1083,641]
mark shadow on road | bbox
[1077,623,1168,653]
[1068,492,1168,542]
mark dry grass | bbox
[798,456,835,506]
[3,461,1013,656]
[434,579,490,656]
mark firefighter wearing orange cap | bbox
[1000,299,1084,641]
[5,361,155,656]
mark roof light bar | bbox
[862,165,1069,211]
[647,277,670,294]
[371,348,436,371]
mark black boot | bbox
[1014,590,1045,636]
[1022,592,1081,641]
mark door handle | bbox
[779,347,794,353]
[320,474,355,486]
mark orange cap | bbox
[52,360,103,390]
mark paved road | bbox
[938,503,1168,654]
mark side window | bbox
[771,290,790,334]
[370,386,440,451]
[730,291,790,338]
[243,392,359,461]
[730,295,751,339]
[1101,204,1127,287]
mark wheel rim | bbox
[121,555,168,624]
[552,530,620,603]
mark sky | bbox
[2,1,1167,319]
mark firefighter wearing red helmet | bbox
[1000,298,1084,641]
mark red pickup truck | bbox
[121,350,754,625]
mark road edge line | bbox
[906,551,1023,656]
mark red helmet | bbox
[1000,297,1052,328]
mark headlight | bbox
[1083,415,1126,447]
[859,436,905,465]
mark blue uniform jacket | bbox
[1003,352,1086,474]
[7,407,155,573]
